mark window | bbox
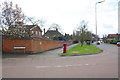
[37,31,39,35]
[32,31,34,34]
[39,32,41,35]
[36,31,38,35]
[23,30,26,33]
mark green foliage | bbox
[53,36,58,40]
[107,40,120,44]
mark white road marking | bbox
[35,66,49,68]
[64,65,73,67]
[35,63,96,68]
[84,64,89,66]
[55,65,64,67]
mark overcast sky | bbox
[1,0,119,37]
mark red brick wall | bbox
[2,39,32,53]
[2,39,72,53]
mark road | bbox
[2,43,118,78]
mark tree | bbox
[102,35,107,43]
[48,23,63,34]
[0,1,28,38]
[75,20,92,46]
[39,18,46,28]
[48,23,60,30]
[85,31,92,41]
[26,17,46,28]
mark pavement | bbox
[2,43,118,78]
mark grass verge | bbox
[104,43,115,45]
[60,43,103,56]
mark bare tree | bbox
[26,17,46,28]
[39,18,46,28]
[75,20,92,46]
[0,1,28,38]
[48,23,60,30]
[85,31,92,40]
[102,35,107,43]
[48,23,63,34]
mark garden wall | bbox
[2,38,72,53]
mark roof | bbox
[43,30,63,37]
[25,25,35,30]
[92,34,99,39]
[25,25,42,32]
[107,34,120,38]
[9,25,42,32]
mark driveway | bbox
[2,43,118,78]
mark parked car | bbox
[117,42,120,47]
[96,41,100,45]
[100,41,103,43]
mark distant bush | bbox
[109,40,120,44]
[73,41,79,44]
[105,40,110,43]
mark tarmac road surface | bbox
[2,43,118,78]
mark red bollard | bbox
[63,43,67,53]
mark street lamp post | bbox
[95,0,105,40]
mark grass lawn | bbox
[60,43,103,56]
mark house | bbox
[91,34,99,41]
[64,33,73,41]
[7,25,42,39]
[25,25,42,38]
[43,28,64,40]
[107,34,120,40]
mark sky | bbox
[0,0,119,38]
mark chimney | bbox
[44,28,45,34]
[56,28,58,31]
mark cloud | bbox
[0,0,118,37]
